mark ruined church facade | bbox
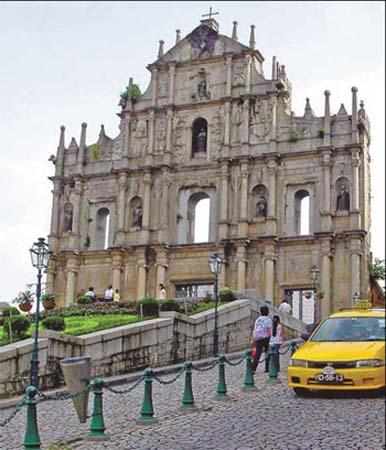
[47,18,372,322]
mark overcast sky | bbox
[0,1,384,303]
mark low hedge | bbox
[160,299,181,313]
[218,289,236,302]
[77,295,93,305]
[41,316,66,332]
[3,315,31,338]
[137,297,159,317]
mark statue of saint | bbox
[336,184,350,211]
[63,205,73,232]
[255,195,267,218]
[197,128,207,153]
[132,205,143,228]
[198,79,207,99]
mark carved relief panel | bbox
[249,97,272,144]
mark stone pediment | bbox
[154,24,256,65]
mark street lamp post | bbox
[29,237,52,387]
[208,253,222,357]
[309,264,320,323]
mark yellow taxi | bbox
[288,300,385,396]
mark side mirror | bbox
[301,332,310,341]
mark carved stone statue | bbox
[63,204,73,232]
[132,205,143,228]
[232,103,243,144]
[198,79,207,99]
[255,195,267,218]
[197,128,207,153]
[336,184,350,211]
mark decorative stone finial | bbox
[272,56,277,79]
[324,90,330,96]
[249,25,256,49]
[99,124,106,137]
[232,21,238,41]
[80,122,87,147]
[304,97,315,119]
[81,122,87,128]
[158,40,164,58]
[360,100,364,109]
[59,125,65,148]
[60,125,65,131]
[279,65,287,78]
[351,86,358,93]
[175,29,181,44]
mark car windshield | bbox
[311,317,385,342]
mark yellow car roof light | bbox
[353,299,373,309]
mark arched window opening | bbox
[191,118,208,155]
[294,190,310,236]
[194,198,210,243]
[96,207,110,249]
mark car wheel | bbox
[293,387,310,397]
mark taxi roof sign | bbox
[353,299,372,309]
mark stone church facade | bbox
[47,18,372,322]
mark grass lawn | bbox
[0,314,142,346]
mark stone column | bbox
[266,160,277,234]
[242,98,250,144]
[112,251,123,293]
[219,161,229,240]
[238,160,249,237]
[351,149,361,228]
[264,243,276,304]
[218,251,227,290]
[155,246,169,298]
[159,169,171,242]
[225,55,233,96]
[224,101,231,147]
[136,258,147,300]
[351,87,358,144]
[350,238,362,304]
[123,113,131,158]
[49,180,62,238]
[76,123,87,175]
[323,90,331,146]
[146,110,155,165]
[151,68,158,107]
[320,152,332,232]
[168,64,176,105]
[115,172,128,245]
[236,243,247,293]
[65,257,78,306]
[320,240,332,319]
[245,55,252,94]
[165,108,173,164]
[269,96,277,152]
[71,179,83,236]
[143,172,152,229]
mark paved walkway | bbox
[0,350,385,450]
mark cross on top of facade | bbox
[202,7,219,20]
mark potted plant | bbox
[42,293,56,310]
[13,290,35,313]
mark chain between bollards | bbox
[23,386,41,450]
[87,378,110,441]
[216,354,228,399]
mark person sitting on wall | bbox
[85,287,96,302]
[158,283,167,300]
[113,289,121,302]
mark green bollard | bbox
[180,361,195,411]
[24,386,41,450]
[267,351,281,384]
[290,342,298,356]
[216,354,228,399]
[136,367,158,424]
[242,349,257,390]
[87,378,110,441]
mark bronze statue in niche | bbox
[63,203,73,232]
[255,195,267,217]
[336,184,350,211]
[132,205,143,228]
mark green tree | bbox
[368,258,385,280]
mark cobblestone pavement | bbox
[0,351,385,450]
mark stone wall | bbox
[0,299,305,398]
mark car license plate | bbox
[315,373,344,383]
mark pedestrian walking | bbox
[104,285,113,302]
[85,286,96,302]
[269,315,283,372]
[113,289,121,302]
[278,297,292,315]
[251,305,272,374]
[158,283,167,300]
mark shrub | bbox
[1,307,20,318]
[160,299,181,313]
[218,289,236,302]
[137,297,159,317]
[77,296,93,305]
[41,316,66,332]
[3,315,31,338]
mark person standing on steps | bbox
[269,315,283,372]
[279,297,292,315]
[251,305,272,374]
